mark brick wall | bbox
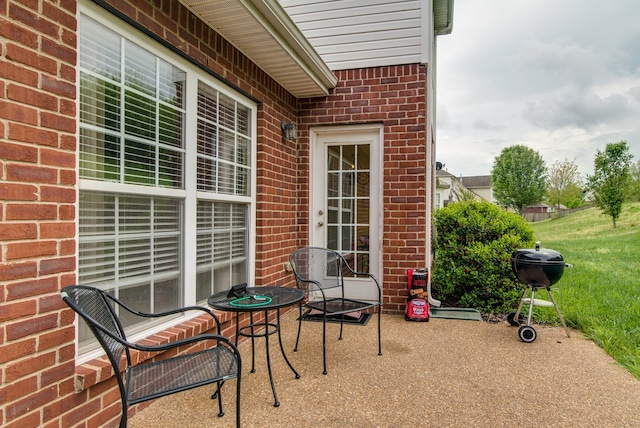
[1,0,80,426]
[298,65,430,313]
[0,0,299,426]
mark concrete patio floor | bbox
[129,311,640,427]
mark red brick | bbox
[39,293,68,315]
[0,141,38,162]
[41,186,76,203]
[42,1,76,32]
[58,343,76,363]
[59,307,76,329]
[6,163,57,184]
[6,313,58,340]
[0,376,38,406]
[8,122,58,146]
[59,239,75,255]
[0,299,37,322]
[0,99,38,124]
[38,326,74,352]
[40,222,75,239]
[58,204,75,220]
[40,256,76,275]
[5,351,56,382]
[0,222,38,240]
[86,402,122,428]
[42,390,88,423]
[0,338,37,364]
[7,83,58,111]
[40,111,76,133]
[5,385,58,421]
[41,148,76,168]
[60,395,102,427]
[0,261,38,281]
[41,37,76,65]
[7,276,58,300]
[8,3,60,39]
[4,411,42,428]
[6,240,58,260]
[0,19,38,48]
[41,360,75,387]
[6,203,57,220]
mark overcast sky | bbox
[436,0,640,179]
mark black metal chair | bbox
[289,247,382,375]
[61,285,241,428]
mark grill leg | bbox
[526,287,537,326]
[514,287,528,320]
[546,287,571,338]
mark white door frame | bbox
[309,124,383,300]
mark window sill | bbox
[73,310,234,392]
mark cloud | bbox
[523,86,632,131]
[472,120,505,131]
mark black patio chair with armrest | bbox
[61,285,241,428]
[289,247,382,375]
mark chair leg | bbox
[322,315,328,375]
[294,303,303,352]
[119,397,127,428]
[215,380,224,417]
[235,374,242,428]
[377,308,382,356]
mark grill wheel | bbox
[518,325,537,343]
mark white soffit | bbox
[178,0,337,98]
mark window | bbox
[77,6,255,354]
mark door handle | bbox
[317,221,324,227]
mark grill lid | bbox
[511,242,568,286]
[512,243,565,265]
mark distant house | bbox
[460,175,495,203]
[435,171,494,207]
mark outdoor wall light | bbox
[281,121,297,141]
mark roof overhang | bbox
[178,0,337,98]
[434,0,454,36]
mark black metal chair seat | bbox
[304,298,377,315]
[61,285,241,428]
[289,247,382,375]
[127,347,238,403]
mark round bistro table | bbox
[208,286,305,407]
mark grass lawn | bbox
[530,202,640,380]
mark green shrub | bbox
[432,201,535,314]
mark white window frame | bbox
[76,2,257,362]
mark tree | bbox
[491,145,547,214]
[546,158,584,209]
[628,160,640,202]
[587,141,633,228]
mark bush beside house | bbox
[432,201,535,314]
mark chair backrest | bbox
[61,285,130,372]
[290,247,343,292]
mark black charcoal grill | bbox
[507,242,572,343]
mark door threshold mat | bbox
[299,309,371,326]
[429,307,483,321]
